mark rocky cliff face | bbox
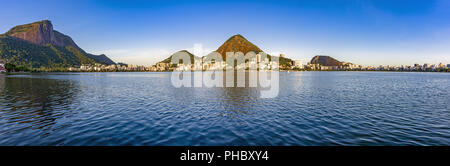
[5,20,80,49]
[216,34,263,59]
[1,20,115,67]
[310,56,342,66]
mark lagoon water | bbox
[0,72,449,145]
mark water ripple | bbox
[0,72,449,145]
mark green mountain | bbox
[0,20,115,69]
[216,34,263,59]
[310,55,342,66]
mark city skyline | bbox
[1,0,450,66]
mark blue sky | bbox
[1,0,450,66]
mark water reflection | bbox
[167,71,263,120]
[219,71,260,119]
[0,76,80,137]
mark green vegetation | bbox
[0,20,115,71]
[266,55,293,69]
[311,56,342,66]
[278,56,293,68]
[4,20,51,35]
[65,46,96,64]
[4,63,31,72]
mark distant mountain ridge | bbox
[0,20,115,68]
[6,20,80,49]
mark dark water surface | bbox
[0,72,449,145]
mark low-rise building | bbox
[320,66,332,70]
[342,62,361,70]
[156,62,171,71]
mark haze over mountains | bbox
[0,20,115,68]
